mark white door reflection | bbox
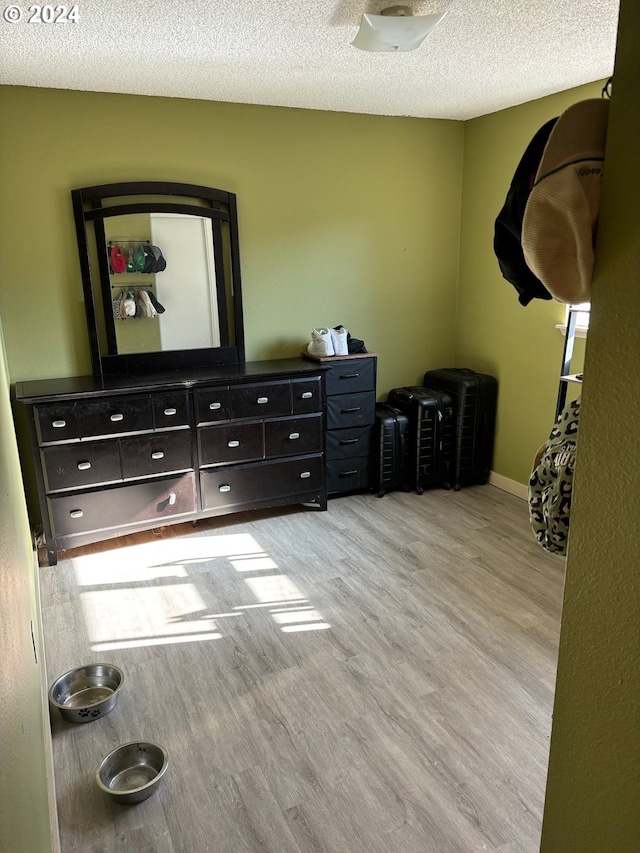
[150,213,220,351]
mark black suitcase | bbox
[387,386,454,493]
[372,403,411,497]
[422,367,498,490]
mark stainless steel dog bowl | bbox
[96,741,168,805]
[48,664,124,723]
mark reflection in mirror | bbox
[104,213,220,355]
[72,182,245,378]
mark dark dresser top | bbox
[15,358,329,403]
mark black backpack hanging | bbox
[493,117,557,306]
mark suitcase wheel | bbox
[416,485,424,495]
[454,483,462,491]
[442,481,451,491]
[377,488,386,498]
[402,484,411,492]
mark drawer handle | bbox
[69,509,84,519]
[219,484,231,493]
[167,492,176,506]
[339,470,358,477]
[77,461,92,470]
[340,373,360,379]
[300,471,311,479]
[227,440,240,448]
[341,407,361,413]
[52,419,67,428]
[151,451,165,460]
[339,438,359,445]
[209,402,222,410]
[289,432,300,440]
[164,407,177,416]
[110,413,124,422]
[257,397,269,404]
[301,391,313,399]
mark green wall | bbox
[0,316,54,852]
[0,86,464,400]
[541,0,640,847]
[457,80,603,484]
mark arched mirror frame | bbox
[72,181,245,378]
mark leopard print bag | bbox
[528,397,580,556]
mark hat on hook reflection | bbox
[143,244,167,273]
[110,244,126,274]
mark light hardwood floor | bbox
[40,485,564,853]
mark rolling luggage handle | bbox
[396,424,410,495]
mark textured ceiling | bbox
[0,0,620,120]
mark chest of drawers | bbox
[308,354,377,495]
[16,360,327,565]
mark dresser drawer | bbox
[326,425,372,461]
[325,358,375,396]
[230,382,291,419]
[194,387,231,424]
[327,392,375,429]
[42,441,122,492]
[327,456,371,494]
[198,422,264,466]
[201,455,323,511]
[120,430,193,479]
[35,404,80,444]
[152,392,191,429]
[264,414,323,458]
[76,395,154,438]
[291,377,322,414]
[49,473,196,538]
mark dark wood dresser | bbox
[16,359,327,565]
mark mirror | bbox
[72,182,245,377]
[104,213,221,355]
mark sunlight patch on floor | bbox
[232,599,308,610]
[80,584,227,651]
[229,553,280,572]
[72,533,271,586]
[242,573,330,633]
[243,573,306,604]
[271,608,330,630]
[93,631,223,651]
[71,530,329,650]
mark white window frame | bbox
[556,303,590,338]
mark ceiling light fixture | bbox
[352,5,446,52]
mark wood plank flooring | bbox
[39,485,564,853]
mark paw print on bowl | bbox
[78,707,102,719]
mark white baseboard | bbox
[488,471,528,501]
[33,548,61,853]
